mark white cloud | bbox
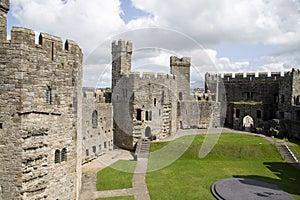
[131,0,300,46]
[11,0,126,53]
[8,0,300,87]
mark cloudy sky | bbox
[7,0,300,88]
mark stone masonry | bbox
[111,40,218,150]
[206,70,300,139]
[82,88,113,163]
[0,1,83,199]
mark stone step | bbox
[135,139,151,159]
[277,144,297,163]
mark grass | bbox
[146,133,300,200]
[97,160,136,191]
[290,139,300,155]
[96,196,134,200]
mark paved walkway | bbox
[132,158,151,200]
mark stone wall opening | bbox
[136,109,142,121]
[92,110,98,128]
[243,115,254,132]
[257,110,262,119]
[145,126,151,138]
[55,150,60,164]
[179,92,183,100]
[61,148,67,162]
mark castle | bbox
[109,39,300,150]
[110,40,218,150]
[1,0,300,199]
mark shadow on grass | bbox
[234,162,300,196]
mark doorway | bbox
[243,115,254,132]
[145,126,151,138]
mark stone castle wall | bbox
[0,21,82,200]
[112,71,178,150]
[111,40,218,150]
[206,70,300,138]
[82,89,113,163]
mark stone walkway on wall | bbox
[80,128,299,200]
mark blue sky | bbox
[119,0,149,23]
[6,0,300,87]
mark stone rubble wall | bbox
[206,69,300,138]
[82,90,113,163]
[0,24,82,199]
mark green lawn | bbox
[147,133,300,200]
[96,196,134,200]
[97,160,136,191]
[290,139,300,155]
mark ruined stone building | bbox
[82,88,113,163]
[206,70,300,139]
[0,0,83,199]
[111,40,217,150]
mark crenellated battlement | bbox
[7,27,81,56]
[11,27,35,45]
[258,72,268,77]
[124,71,176,81]
[207,71,290,82]
[170,56,191,67]
[112,39,132,54]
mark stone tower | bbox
[0,0,9,41]
[0,1,83,199]
[111,40,132,91]
[170,56,191,99]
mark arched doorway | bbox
[243,115,254,132]
[145,126,151,138]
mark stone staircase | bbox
[133,120,142,138]
[276,142,298,163]
[135,138,151,159]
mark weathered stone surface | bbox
[111,40,216,150]
[82,89,113,163]
[0,1,83,199]
[206,70,300,139]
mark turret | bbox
[0,0,9,42]
[170,56,191,99]
[111,40,132,91]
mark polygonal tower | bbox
[111,40,132,91]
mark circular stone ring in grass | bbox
[211,178,293,200]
